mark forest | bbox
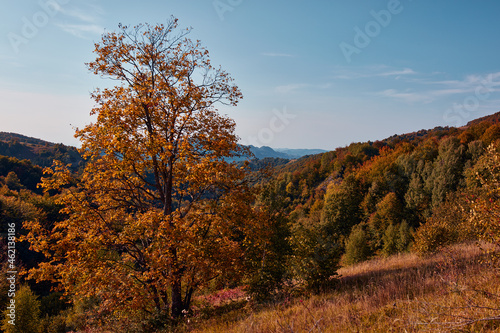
[1,18,499,333]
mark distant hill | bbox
[465,110,500,127]
[248,146,327,159]
[248,146,292,159]
[0,131,330,168]
[274,148,328,158]
[0,132,83,171]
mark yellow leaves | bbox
[20,17,266,324]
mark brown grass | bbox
[180,243,500,333]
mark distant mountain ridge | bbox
[0,132,83,170]
[2,111,500,170]
[248,146,327,159]
[274,148,328,158]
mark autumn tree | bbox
[24,18,260,326]
[467,143,500,257]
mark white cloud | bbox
[56,4,105,39]
[273,82,333,94]
[376,68,417,77]
[374,89,433,103]
[333,65,417,80]
[56,23,104,39]
[60,7,97,23]
[374,71,500,104]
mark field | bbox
[182,243,500,332]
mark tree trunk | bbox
[171,277,183,318]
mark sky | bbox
[1,0,500,150]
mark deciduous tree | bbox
[24,18,259,325]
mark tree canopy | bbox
[24,18,262,327]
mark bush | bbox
[413,194,472,255]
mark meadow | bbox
[181,243,500,333]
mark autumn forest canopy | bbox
[1,17,500,332]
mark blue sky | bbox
[2,0,500,150]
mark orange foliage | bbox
[23,19,265,325]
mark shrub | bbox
[413,193,472,254]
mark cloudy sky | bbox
[2,0,500,150]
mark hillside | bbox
[0,132,83,171]
[272,110,500,193]
[187,243,500,332]
[258,110,500,270]
[466,111,500,127]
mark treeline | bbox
[0,132,82,171]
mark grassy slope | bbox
[184,243,499,333]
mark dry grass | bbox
[182,243,500,333]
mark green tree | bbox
[344,223,372,265]
[427,137,466,208]
[413,193,471,254]
[321,174,364,242]
[2,285,42,333]
[382,223,398,257]
[397,220,412,253]
[368,192,403,248]
[247,179,292,303]
[466,143,500,257]
[4,172,24,191]
[290,221,341,292]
